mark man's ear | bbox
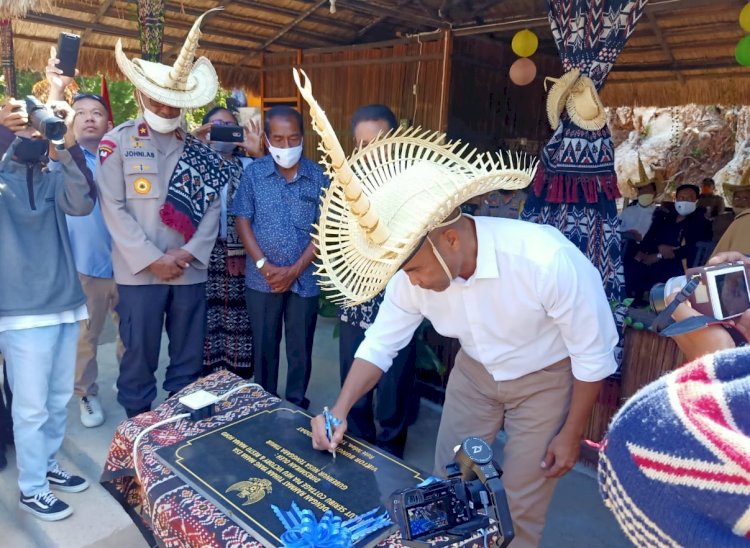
[441,227,460,249]
[107,121,114,131]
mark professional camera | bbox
[650,261,750,320]
[24,95,67,141]
[388,437,514,548]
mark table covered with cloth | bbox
[102,371,499,547]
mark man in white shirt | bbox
[293,70,618,547]
[620,182,657,243]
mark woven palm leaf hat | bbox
[565,74,607,131]
[293,69,537,307]
[723,166,750,205]
[115,8,221,109]
[544,68,580,130]
[628,155,666,197]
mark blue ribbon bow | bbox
[273,502,392,548]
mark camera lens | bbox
[25,95,67,141]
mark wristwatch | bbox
[255,256,267,270]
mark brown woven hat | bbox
[723,167,750,204]
[565,75,606,131]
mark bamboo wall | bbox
[448,37,563,153]
[261,34,448,161]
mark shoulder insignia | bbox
[137,122,150,139]
[98,139,117,164]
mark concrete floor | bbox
[0,316,629,547]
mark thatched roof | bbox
[6,0,749,105]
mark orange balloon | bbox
[509,58,537,86]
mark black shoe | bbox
[47,464,89,493]
[125,406,151,419]
[19,491,72,521]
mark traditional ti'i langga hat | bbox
[722,166,750,205]
[565,74,607,131]
[115,7,221,109]
[292,69,537,307]
[599,347,750,546]
[628,155,666,197]
[544,68,580,130]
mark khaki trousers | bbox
[74,274,124,397]
[434,350,573,548]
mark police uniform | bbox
[96,118,220,414]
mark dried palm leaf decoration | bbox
[293,69,538,306]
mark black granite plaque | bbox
[155,402,426,547]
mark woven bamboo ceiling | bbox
[8,0,750,105]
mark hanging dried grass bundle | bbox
[0,0,53,18]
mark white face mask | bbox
[266,138,303,169]
[142,107,181,134]
[675,201,697,216]
[637,194,654,207]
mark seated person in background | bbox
[621,177,661,301]
[696,177,725,219]
[475,188,527,219]
[599,251,750,547]
[620,157,663,245]
[628,183,712,305]
[713,172,750,256]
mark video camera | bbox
[23,95,67,142]
[650,261,750,320]
[388,437,514,548]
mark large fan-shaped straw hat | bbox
[565,75,606,131]
[293,69,537,307]
[723,167,750,204]
[628,155,666,197]
[544,68,580,130]
[115,8,221,109]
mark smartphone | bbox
[210,124,244,142]
[57,32,81,77]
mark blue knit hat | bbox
[599,347,750,546]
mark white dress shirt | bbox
[355,216,619,382]
[619,202,656,237]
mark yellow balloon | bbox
[741,3,750,33]
[512,29,538,58]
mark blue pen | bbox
[323,406,336,461]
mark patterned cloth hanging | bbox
[523,0,649,369]
[0,19,17,98]
[136,0,165,62]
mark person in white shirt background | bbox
[294,71,619,548]
[46,50,123,429]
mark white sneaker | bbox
[79,395,105,428]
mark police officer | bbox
[97,9,224,417]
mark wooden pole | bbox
[0,19,17,98]
[438,28,452,133]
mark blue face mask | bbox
[14,137,49,164]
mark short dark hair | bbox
[702,177,715,187]
[202,106,237,125]
[676,183,700,199]
[72,92,109,112]
[351,104,398,133]
[264,106,303,136]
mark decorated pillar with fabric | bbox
[521,0,649,365]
